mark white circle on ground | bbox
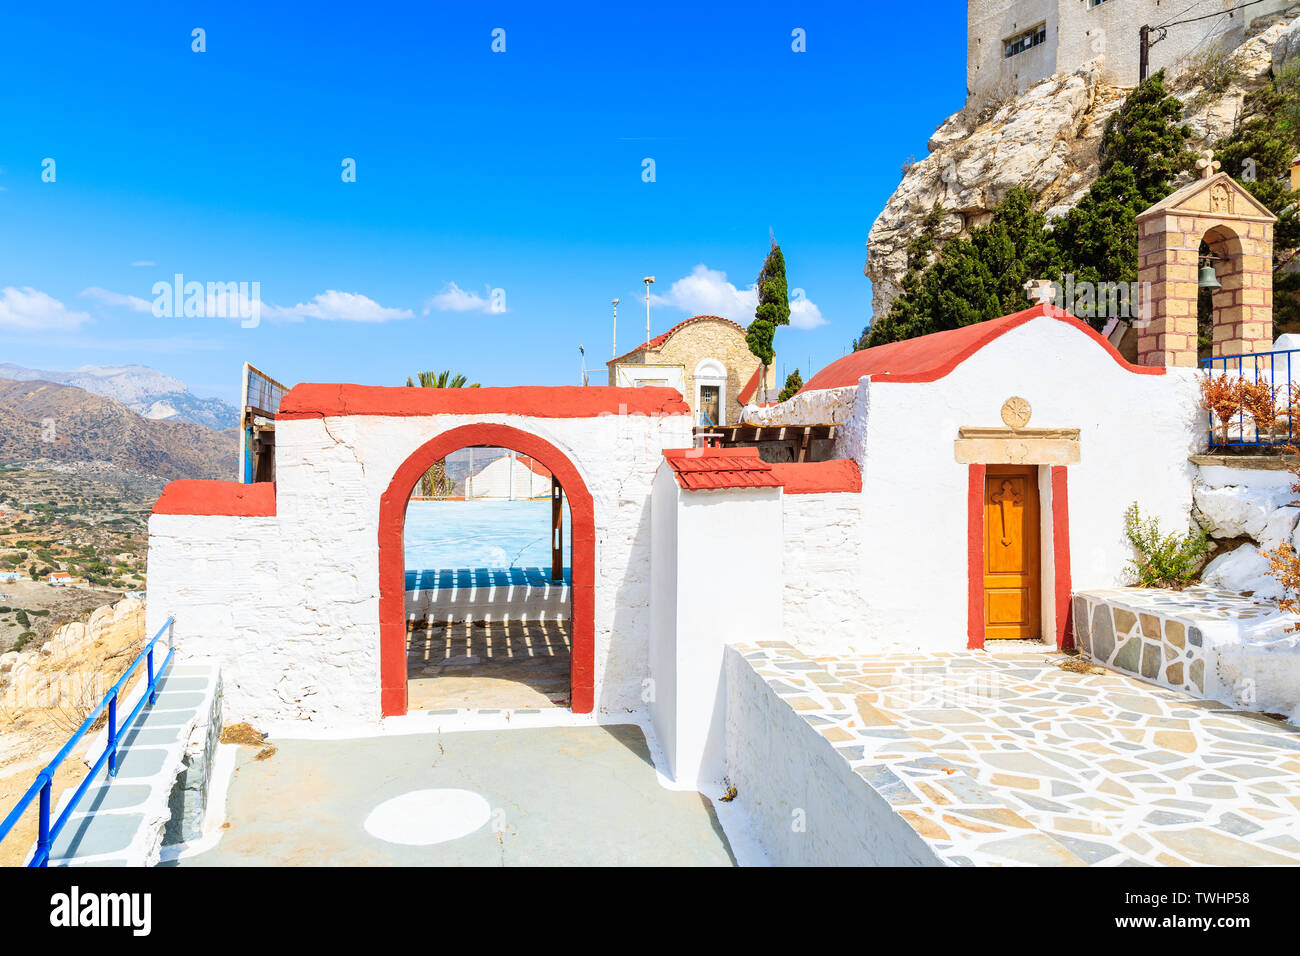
[363,789,492,846]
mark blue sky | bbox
[0,1,967,404]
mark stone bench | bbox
[1072,586,1300,721]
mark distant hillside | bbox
[0,363,237,430]
[0,379,238,480]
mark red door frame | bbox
[378,423,595,717]
[967,463,1072,650]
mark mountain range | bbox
[0,363,238,430]
[0,378,238,481]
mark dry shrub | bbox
[220,722,266,746]
[1198,373,1244,445]
[1237,379,1283,441]
[1263,445,1300,630]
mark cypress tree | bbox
[747,239,791,403]
[778,369,803,402]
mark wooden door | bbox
[983,466,1040,640]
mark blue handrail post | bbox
[147,647,155,706]
[36,776,50,868]
[108,695,117,778]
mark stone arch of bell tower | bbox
[1135,164,1276,368]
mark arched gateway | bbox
[378,423,596,716]
[146,384,691,727]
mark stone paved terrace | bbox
[733,641,1300,866]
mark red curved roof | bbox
[608,314,746,366]
[799,304,1163,393]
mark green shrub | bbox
[1123,503,1211,589]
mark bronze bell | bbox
[1198,263,1222,291]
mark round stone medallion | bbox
[1001,396,1032,429]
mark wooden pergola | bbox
[692,424,837,463]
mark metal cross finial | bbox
[1197,149,1221,180]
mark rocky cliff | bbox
[866,10,1300,320]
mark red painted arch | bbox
[378,424,595,717]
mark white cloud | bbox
[423,282,506,315]
[649,264,826,330]
[788,294,826,330]
[78,284,413,324]
[0,286,90,331]
[267,290,413,323]
[81,286,154,313]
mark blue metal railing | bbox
[1201,348,1299,448]
[0,616,174,866]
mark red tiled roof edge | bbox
[607,315,748,366]
[798,304,1164,394]
[768,459,862,494]
[661,446,782,490]
[737,365,764,406]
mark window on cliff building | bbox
[1004,24,1047,58]
[1089,0,1111,8]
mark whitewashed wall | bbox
[147,409,691,728]
[648,465,679,773]
[649,473,783,788]
[724,646,941,866]
[780,491,868,656]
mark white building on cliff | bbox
[967,0,1294,104]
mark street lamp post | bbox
[643,276,655,346]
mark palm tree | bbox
[405,370,480,497]
[406,370,477,390]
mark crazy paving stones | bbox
[734,641,1300,867]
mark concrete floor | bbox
[406,621,571,710]
[178,724,735,866]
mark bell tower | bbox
[1135,152,1276,367]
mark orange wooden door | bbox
[983,466,1040,640]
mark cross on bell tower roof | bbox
[1196,149,1221,180]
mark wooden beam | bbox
[552,477,564,583]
